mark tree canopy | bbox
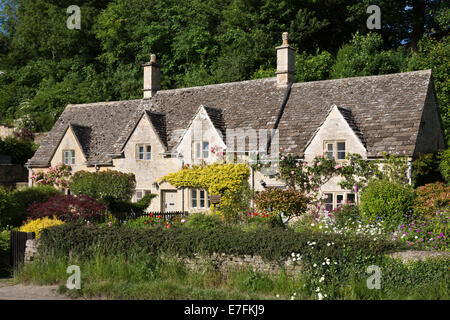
[0,0,448,140]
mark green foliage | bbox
[413,182,450,217]
[412,152,444,187]
[254,188,310,224]
[0,136,38,164]
[360,179,415,228]
[69,170,136,201]
[0,185,62,227]
[331,32,408,79]
[408,35,450,140]
[295,49,335,82]
[184,212,224,231]
[0,228,11,277]
[38,222,403,265]
[107,193,156,220]
[439,148,450,183]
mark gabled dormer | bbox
[118,110,168,162]
[303,105,367,163]
[49,123,90,167]
[175,105,226,164]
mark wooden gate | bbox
[10,231,35,271]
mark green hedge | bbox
[39,223,406,267]
[0,136,38,165]
[69,170,136,201]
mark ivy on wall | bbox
[159,163,250,213]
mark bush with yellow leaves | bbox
[19,216,65,239]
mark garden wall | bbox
[0,164,28,186]
[25,239,302,275]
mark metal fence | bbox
[10,231,35,271]
[115,210,189,222]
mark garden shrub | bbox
[19,216,65,238]
[107,193,156,220]
[330,205,361,228]
[254,188,310,224]
[360,179,415,228]
[184,212,224,231]
[69,170,136,201]
[0,185,62,227]
[439,148,450,183]
[412,152,443,187]
[38,223,405,268]
[27,194,107,222]
[0,228,11,277]
[413,182,450,217]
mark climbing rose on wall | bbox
[31,164,72,188]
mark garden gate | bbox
[10,231,35,271]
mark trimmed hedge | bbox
[39,223,406,266]
[69,170,136,201]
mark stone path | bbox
[0,279,73,300]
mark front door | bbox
[162,191,177,212]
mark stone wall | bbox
[0,125,14,139]
[0,164,28,186]
[25,239,40,262]
[177,253,302,276]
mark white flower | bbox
[319,276,325,282]
[315,287,320,292]
[291,252,295,257]
[313,264,317,267]
[327,243,331,246]
[318,293,323,300]
[290,296,295,300]
[276,294,280,298]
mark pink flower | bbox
[317,162,322,166]
[334,164,343,169]
[281,156,285,160]
[303,162,307,167]
[290,171,295,175]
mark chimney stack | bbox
[276,32,295,86]
[142,54,161,98]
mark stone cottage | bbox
[26,33,446,213]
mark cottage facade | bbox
[26,33,446,213]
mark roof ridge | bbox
[291,69,432,88]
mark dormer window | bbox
[63,150,75,165]
[136,144,151,160]
[324,141,346,160]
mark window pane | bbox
[337,142,346,160]
[138,146,144,159]
[337,194,344,207]
[347,193,355,204]
[324,193,333,212]
[195,143,201,159]
[191,189,197,208]
[136,191,143,201]
[71,150,75,164]
[146,145,151,160]
[202,142,209,158]
[64,151,69,164]
[200,190,205,207]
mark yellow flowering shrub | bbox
[159,163,250,214]
[19,216,65,239]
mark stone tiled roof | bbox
[27,70,434,167]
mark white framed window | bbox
[193,141,209,159]
[323,141,346,160]
[135,189,151,202]
[190,189,208,208]
[323,192,357,211]
[63,150,75,165]
[136,144,151,160]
